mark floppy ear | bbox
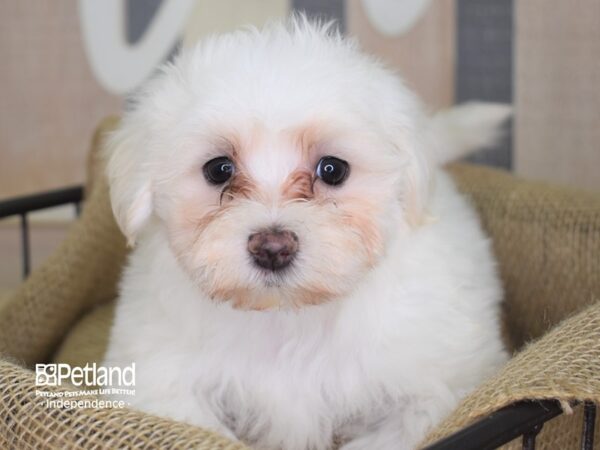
[403,142,431,228]
[400,139,432,228]
[391,120,432,228]
[104,122,153,246]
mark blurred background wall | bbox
[1,0,599,287]
[2,0,599,197]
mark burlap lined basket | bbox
[1,117,599,449]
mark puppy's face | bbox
[107,22,430,310]
[155,119,405,310]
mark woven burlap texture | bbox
[0,117,598,449]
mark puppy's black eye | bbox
[203,157,234,185]
[315,156,349,186]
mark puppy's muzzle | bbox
[248,229,298,271]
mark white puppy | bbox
[103,17,509,450]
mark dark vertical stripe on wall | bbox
[124,0,177,97]
[126,0,164,44]
[292,0,345,32]
[456,0,514,169]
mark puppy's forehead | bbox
[233,124,310,188]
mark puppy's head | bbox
[106,17,431,310]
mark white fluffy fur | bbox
[103,17,509,450]
[428,102,512,164]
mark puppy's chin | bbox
[202,276,343,311]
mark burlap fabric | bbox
[1,117,599,449]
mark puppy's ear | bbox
[385,90,433,228]
[104,122,153,246]
[403,144,431,228]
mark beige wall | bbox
[515,0,600,192]
[0,1,122,199]
[0,0,293,201]
[347,0,456,110]
[183,0,288,47]
[2,0,599,201]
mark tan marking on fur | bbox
[281,169,314,200]
[222,171,255,201]
[167,200,232,271]
[208,285,281,310]
[279,121,343,201]
[211,129,266,202]
[339,200,384,266]
[207,279,341,310]
[293,285,340,307]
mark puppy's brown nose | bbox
[248,229,298,271]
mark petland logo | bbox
[36,363,135,387]
[35,363,135,410]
